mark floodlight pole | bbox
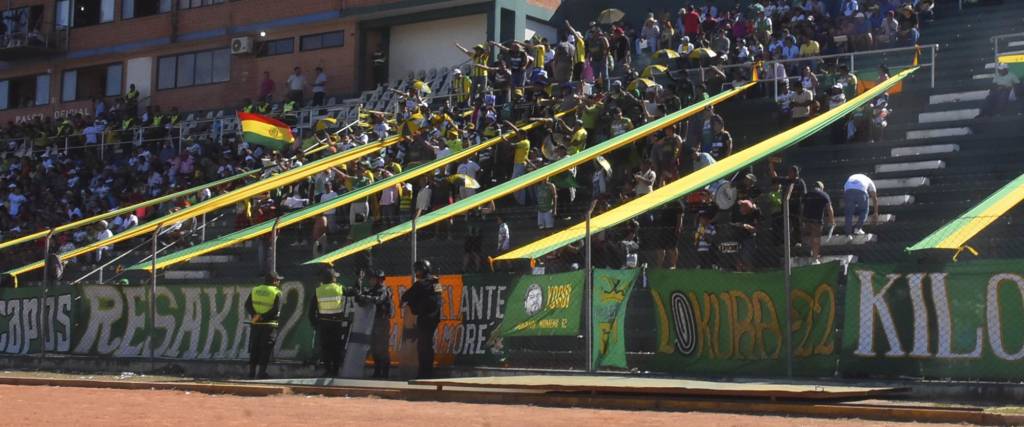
[269,216,281,277]
[411,214,418,277]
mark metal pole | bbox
[584,205,594,373]
[782,183,794,378]
[149,226,160,360]
[200,213,207,243]
[930,46,936,89]
[100,130,105,160]
[40,230,54,357]
[269,216,281,276]
[411,214,418,276]
[850,53,855,74]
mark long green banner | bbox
[645,263,842,377]
[592,269,638,369]
[843,261,1024,381]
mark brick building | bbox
[0,0,561,124]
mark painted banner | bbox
[592,269,638,369]
[500,271,585,337]
[645,263,842,377]
[70,282,317,361]
[0,287,74,354]
[842,261,1024,381]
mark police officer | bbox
[308,266,348,377]
[400,260,443,379]
[245,273,283,379]
[357,269,393,379]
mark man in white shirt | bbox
[312,66,327,106]
[286,66,306,105]
[980,63,1022,117]
[7,187,26,217]
[320,183,340,232]
[843,173,879,235]
[94,220,115,264]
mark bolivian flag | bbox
[239,112,295,151]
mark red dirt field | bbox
[0,384,961,427]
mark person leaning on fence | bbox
[356,269,393,379]
[308,266,349,378]
[245,272,283,379]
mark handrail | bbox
[992,32,1024,61]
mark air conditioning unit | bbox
[231,36,253,55]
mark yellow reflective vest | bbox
[315,283,345,315]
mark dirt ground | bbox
[0,384,964,427]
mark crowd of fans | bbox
[0,0,936,279]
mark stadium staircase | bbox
[787,0,1024,264]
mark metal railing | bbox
[992,32,1024,62]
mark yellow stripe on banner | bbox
[998,54,1024,64]
[242,119,293,142]
[495,67,919,262]
[934,184,1024,250]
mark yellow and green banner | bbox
[499,271,585,337]
[592,269,638,369]
[907,173,1024,254]
[306,81,756,265]
[496,66,918,262]
[645,262,842,377]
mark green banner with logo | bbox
[500,271,584,337]
[842,261,1024,381]
[0,287,75,355]
[645,263,842,377]
[592,269,638,369]
[70,282,318,361]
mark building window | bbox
[123,0,172,19]
[2,6,45,38]
[61,63,122,102]
[157,48,230,90]
[71,0,115,28]
[258,38,294,57]
[177,0,224,10]
[0,74,50,110]
[300,31,343,52]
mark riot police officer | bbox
[358,269,394,379]
[245,273,283,379]
[309,266,349,377]
[400,260,443,379]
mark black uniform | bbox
[244,289,281,379]
[400,275,442,379]
[358,283,394,378]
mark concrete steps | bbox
[875,160,945,174]
[791,255,858,268]
[891,144,959,157]
[929,90,988,105]
[918,108,979,124]
[874,177,930,190]
[906,127,971,140]
[164,270,212,280]
[823,234,877,246]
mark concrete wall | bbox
[387,14,487,80]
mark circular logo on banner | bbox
[268,127,282,139]
[524,283,544,315]
[671,292,698,356]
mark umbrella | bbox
[594,156,612,177]
[314,117,337,132]
[449,174,481,189]
[626,78,657,93]
[689,47,718,59]
[642,64,669,79]
[652,49,680,60]
[597,8,625,25]
[412,80,432,95]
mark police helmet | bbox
[413,260,432,275]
